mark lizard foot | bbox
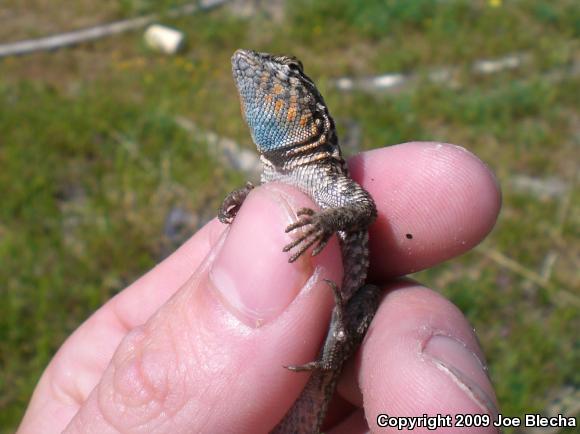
[284,279,348,373]
[284,283,380,375]
[218,182,254,224]
[283,208,334,262]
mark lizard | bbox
[219,49,381,433]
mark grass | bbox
[1,0,578,431]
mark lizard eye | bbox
[286,58,303,73]
[289,61,303,72]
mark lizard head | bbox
[231,49,328,155]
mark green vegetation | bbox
[1,0,578,431]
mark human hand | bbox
[18,142,501,433]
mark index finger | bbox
[349,142,500,279]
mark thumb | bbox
[65,183,342,433]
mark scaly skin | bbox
[219,49,380,434]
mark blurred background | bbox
[0,0,578,432]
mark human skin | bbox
[18,142,502,433]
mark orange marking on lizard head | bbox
[287,105,297,122]
[310,122,318,135]
[273,83,284,95]
[274,99,285,114]
[299,113,311,127]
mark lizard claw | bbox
[284,361,322,372]
[283,208,333,262]
[218,182,254,224]
[285,208,315,231]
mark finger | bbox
[349,142,501,279]
[340,281,499,433]
[56,184,344,433]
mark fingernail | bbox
[424,335,499,420]
[209,185,316,327]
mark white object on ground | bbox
[144,24,184,54]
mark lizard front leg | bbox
[283,200,376,263]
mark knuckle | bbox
[98,326,187,430]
